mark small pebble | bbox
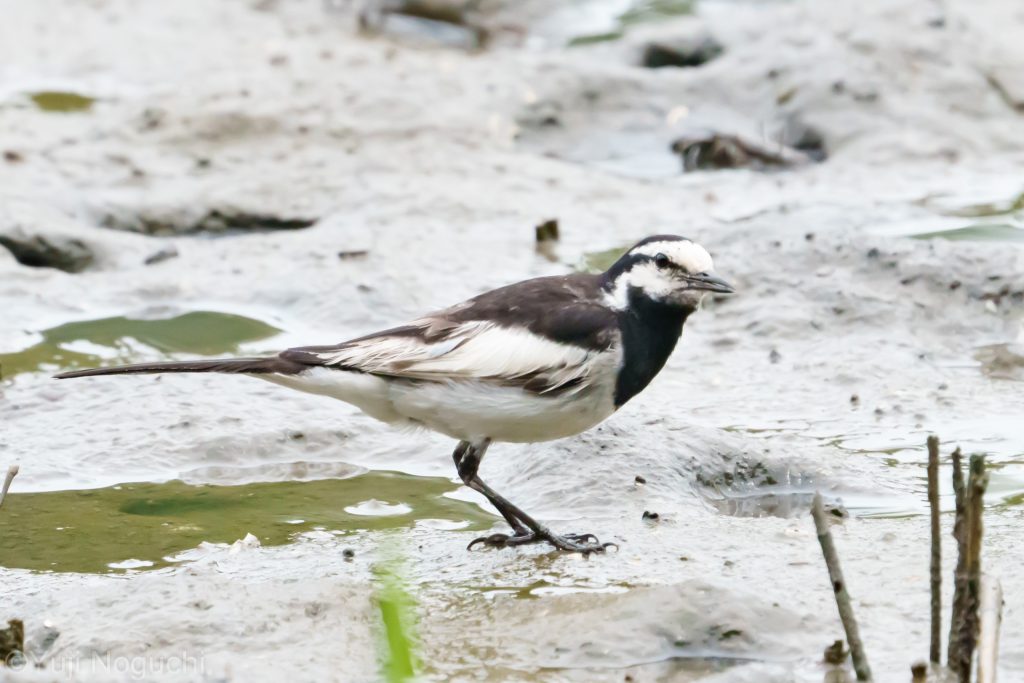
[642,510,659,521]
[342,549,355,561]
[338,250,369,260]
[144,245,179,266]
[634,475,646,485]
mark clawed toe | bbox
[467,531,539,550]
[467,532,513,550]
[563,532,599,544]
[468,529,616,555]
[546,533,617,555]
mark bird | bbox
[55,234,733,554]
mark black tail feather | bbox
[54,357,306,379]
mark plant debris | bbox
[0,619,24,666]
[670,131,815,171]
[100,209,317,236]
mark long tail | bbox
[54,357,306,379]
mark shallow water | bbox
[28,91,94,113]
[0,471,490,573]
[0,311,280,378]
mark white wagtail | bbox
[56,235,733,554]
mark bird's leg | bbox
[453,439,529,536]
[453,440,615,555]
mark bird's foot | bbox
[467,529,616,555]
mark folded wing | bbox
[280,275,619,395]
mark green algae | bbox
[0,311,281,379]
[0,471,491,573]
[28,91,95,112]
[911,223,1024,242]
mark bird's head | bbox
[601,235,734,311]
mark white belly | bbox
[259,367,617,444]
[389,378,616,443]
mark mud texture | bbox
[1,0,1023,681]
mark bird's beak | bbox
[686,272,735,294]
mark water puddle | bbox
[0,471,491,573]
[975,344,1024,380]
[0,311,281,379]
[921,190,1024,218]
[579,245,627,273]
[910,223,1024,242]
[28,91,95,113]
[539,655,745,682]
[564,0,695,46]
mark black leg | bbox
[452,440,615,555]
[453,439,528,536]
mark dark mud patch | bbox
[0,311,280,379]
[99,209,317,236]
[642,35,723,69]
[0,471,491,573]
[670,131,816,172]
[0,232,94,273]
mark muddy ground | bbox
[1,0,1023,681]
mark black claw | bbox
[564,532,599,544]
[467,529,615,555]
[467,532,513,550]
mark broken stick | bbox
[812,492,872,681]
[927,435,941,664]
[976,575,1003,683]
[0,465,18,509]
[947,447,967,671]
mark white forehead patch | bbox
[630,239,715,274]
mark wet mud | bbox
[1,0,1023,681]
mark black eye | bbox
[654,253,670,268]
